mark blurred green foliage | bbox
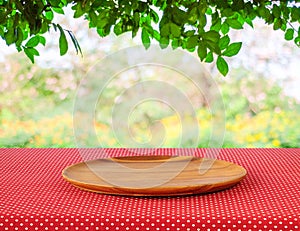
[0,54,299,148]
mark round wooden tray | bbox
[62,156,247,196]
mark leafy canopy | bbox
[0,0,299,76]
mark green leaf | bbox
[291,7,300,22]
[97,28,104,37]
[97,18,109,29]
[199,14,207,27]
[198,4,207,15]
[38,36,46,46]
[225,18,243,29]
[67,31,82,56]
[29,47,39,56]
[151,30,160,41]
[171,39,179,49]
[203,30,220,43]
[150,9,159,23]
[280,22,287,31]
[40,21,49,34]
[4,28,16,45]
[61,0,67,6]
[294,36,300,47]
[188,7,198,24]
[52,7,65,14]
[141,28,150,49]
[206,40,221,55]
[132,1,139,10]
[232,0,244,11]
[15,28,23,47]
[221,23,230,34]
[197,41,207,61]
[24,47,34,63]
[45,10,54,21]
[245,18,254,28]
[222,8,234,17]
[171,7,188,26]
[281,6,290,20]
[49,0,60,7]
[186,35,198,49]
[159,37,169,49]
[219,35,230,50]
[272,5,281,18]
[206,8,213,15]
[25,36,40,47]
[205,51,213,63]
[133,12,140,26]
[284,28,294,41]
[170,23,181,38]
[258,6,271,20]
[57,25,68,55]
[24,47,40,63]
[52,23,57,32]
[160,23,170,38]
[0,27,4,37]
[222,42,242,57]
[211,18,221,32]
[211,11,220,23]
[74,3,84,18]
[16,46,22,52]
[114,21,123,35]
[273,18,282,30]
[216,56,228,76]
[185,30,195,37]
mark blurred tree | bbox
[0,0,299,76]
[0,53,79,118]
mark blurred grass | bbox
[1,109,299,148]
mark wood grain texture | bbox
[62,156,247,196]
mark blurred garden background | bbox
[0,12,299,148]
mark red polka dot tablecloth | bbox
[0,148,299,231]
